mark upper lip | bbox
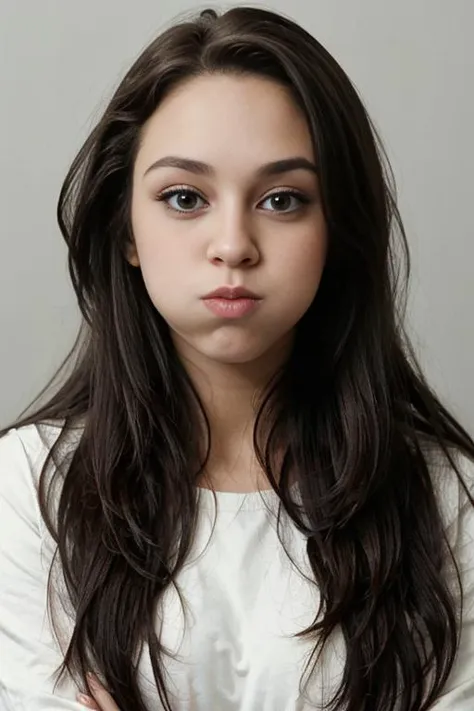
[202,286,261,300]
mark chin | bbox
[204,346,265,365]
[197,334,277,365]
[171,326,289,367]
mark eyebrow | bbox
[143,155,318,179]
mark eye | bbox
[155,187,311,215]
[258,190,310,214]
[155,187,207,213]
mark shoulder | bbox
[0,421,82,535]
[0,422,62,486]
[424,442,474,541]
[1,419,59,453]
[0,424,59,535]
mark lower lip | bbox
[203,297,260,319]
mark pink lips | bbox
[202,286,262,319]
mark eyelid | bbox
[156,184,205,198]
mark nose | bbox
[206,208,260,268]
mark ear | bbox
[125,241,140,267]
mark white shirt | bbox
[0,423,473,710]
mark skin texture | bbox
[128,73,328,492]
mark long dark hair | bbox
[3,6,474,710]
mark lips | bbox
[202,286,261,300]
[201,285,262,319]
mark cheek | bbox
[131,206,194,295]
[277,224,328,300]
[137,241,186,305]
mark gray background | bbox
[0,0,472,430]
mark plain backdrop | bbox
[0,0,473,430]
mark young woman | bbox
[0,6,473,711]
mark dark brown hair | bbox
[3,6,474,710]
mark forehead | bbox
[134,73,314,176]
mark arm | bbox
[0,427,87,710]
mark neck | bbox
[174,335,292,491]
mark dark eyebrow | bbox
[143,155,318,178]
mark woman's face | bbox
[130,73,327,367]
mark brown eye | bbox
[270,194,292,211]
[156,188,207,213]
[259,190,309,213]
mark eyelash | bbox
[154,186,312,216]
